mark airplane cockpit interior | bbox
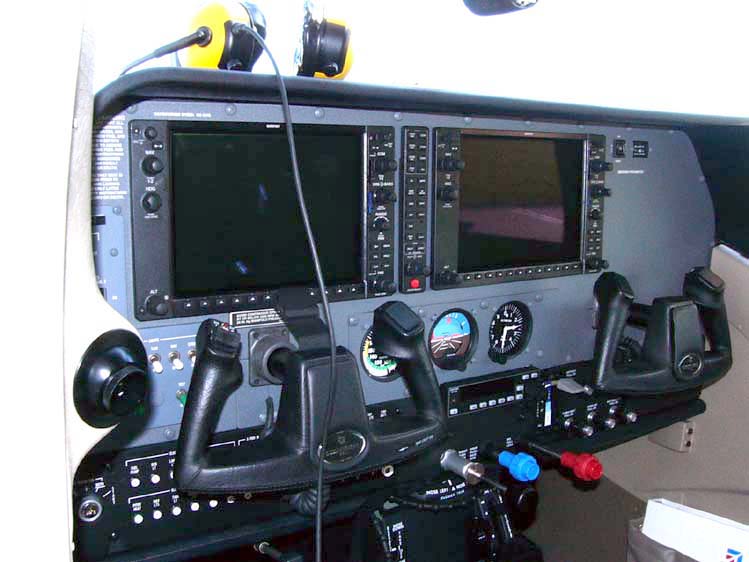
[10,1,749,560]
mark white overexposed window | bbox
[90,0,749,117]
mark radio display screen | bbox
[457,134,584,272]
[457,377,516,404]
[171,125,363,297]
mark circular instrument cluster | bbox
[489,301,532,363]
[429,309,477,370]
[361,301,533,376]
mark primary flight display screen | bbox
[457,133,584,272]
[171,125,364,297]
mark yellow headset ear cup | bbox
[313,18,352,80]
[185,3,230,69]
[185,2,252,69]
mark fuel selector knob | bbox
[141,155,164,176]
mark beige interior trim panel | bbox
[600,245,749,523]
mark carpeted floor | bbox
[525,473,646,562]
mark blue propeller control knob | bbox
[498,451,540,482]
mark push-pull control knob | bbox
[141,156,164,176]
[589,208,602,221]
[373,158,398,173]
[562,418,594,438]
[497,451,540,483]
[608,405,638,424]
[437,158,466,172]
[590,160,613,174]
[588,411,617,430]
[560,452,603,482]
[440,449,485,485]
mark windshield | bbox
[91,0,749,117]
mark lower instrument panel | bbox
[73,360,705,561]
[79,86,719,561]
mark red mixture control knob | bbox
[560,452,603,482]
[409,278,421,289]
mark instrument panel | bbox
[90,99,714,450]
[77,89,719,561]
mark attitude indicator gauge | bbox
[429,309,478,370]
[489,301,532,363]
[361,328,400,381]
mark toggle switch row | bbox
[148,349,197,373]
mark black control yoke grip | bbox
[684,267,731,356]
[372,301,445,424]
[592,272,635,388]
[175,307,446,495]
[174,320,243,489]
[593,269,732,395]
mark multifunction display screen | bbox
[171,125,363,297]
[457,134,584,272]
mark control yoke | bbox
[175,301,446,495]
[592,267,732,395]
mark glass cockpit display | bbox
[458,133,584,272]
[171,124,364,297]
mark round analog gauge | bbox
[489,301,532,363]
[429,309,478,371]
[361,328,400,381]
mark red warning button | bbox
[409,278,421,290]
